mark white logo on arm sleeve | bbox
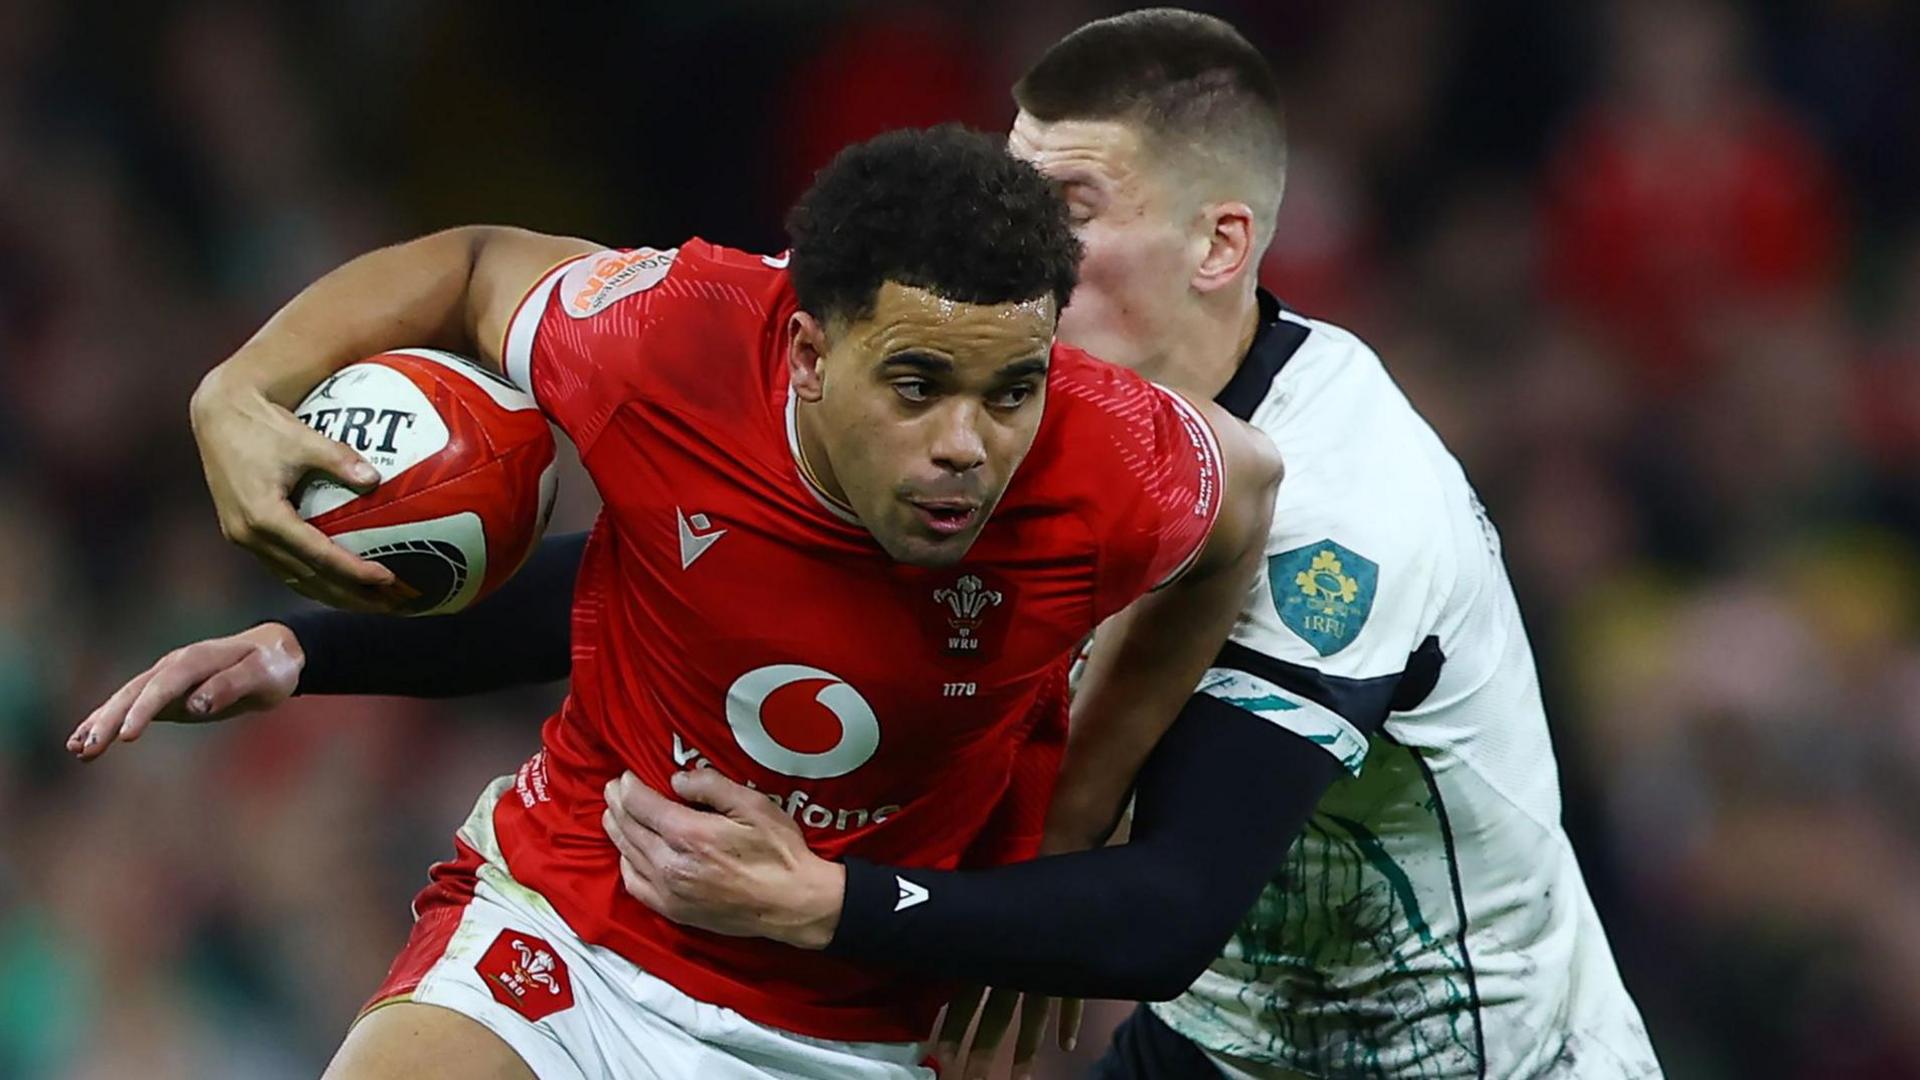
[894,877,930,912]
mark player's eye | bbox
[893,378,934,404]
[988,384,1037,410]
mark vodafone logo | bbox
[725,664,878,779]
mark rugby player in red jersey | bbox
[81,12,1665,1080]
[75,126,1282,1078]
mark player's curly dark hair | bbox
[786,124,1082,324]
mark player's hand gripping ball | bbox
[291,349,557,615]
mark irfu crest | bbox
[1269,540,1378,656]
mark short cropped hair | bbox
[1014,8,1287,235]
[786,124,1083,325]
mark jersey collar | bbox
[1213,288,1310,422]
[784,386,863,525]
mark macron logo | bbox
[677,508,727,569]
[894,876,929,912]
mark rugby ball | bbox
[292,349,557,615]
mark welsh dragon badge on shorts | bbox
[1269,540,1379,656]
[476,930,574,1022]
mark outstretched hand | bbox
[68,622,305,761]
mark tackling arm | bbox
[68,530,589,759]
[285,530,588,697]
[607,688,1341,1000]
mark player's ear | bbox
[1191,200,1256,295]
[787,311,828,403]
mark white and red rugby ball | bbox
[292,348,557,615]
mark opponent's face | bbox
[1008,112,1202,370]
[790,282,1055,567]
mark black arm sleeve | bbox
[823,693,1343,1001]
[280,531,588,697]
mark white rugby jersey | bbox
[1156,294,1663,1079]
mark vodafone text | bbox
[671,733,901,833]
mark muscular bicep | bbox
[1181,394,1283,581]
[465,228,601,376]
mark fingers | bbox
[602,792,679,869]
[119,640,251,743]
[281,426,390,580]
[1057,998,1083,1053]
[69,663,160,761]
[283,518,394,590]
[255,540,414,615]
[609,772,715,850]
[1011,996,1053,1079]
[199,387,392,597]
[606,806,671,911]
[670,766,775,821]
[933,986,986,1069]
[187,654,277,720]
[963,987,1023,1080]
[245,543,393,615]
[224,471,392,596]
[183,667,247,720]
[306,429,382,492]
[603,776,703,917]
[67,630,300,762]
[247,543,318,587]
[248,506,394,591]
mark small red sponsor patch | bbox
[475,930,574,1022]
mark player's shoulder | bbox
[1039,342,1209,446]
[513,237,798,449]
[544,237,795,325]
[1013,344,1225,594]
[1240,310,1480,643]
[1023,343,1210,495]
[1257,311,1465,548]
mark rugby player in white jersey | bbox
[78,9,1663,1079]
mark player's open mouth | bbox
[909,499,979,536]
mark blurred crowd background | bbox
[2,0,1917,1076]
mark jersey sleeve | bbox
[499,246,683,453]
[1197,484,1448,779]
[1092,382,1227,621]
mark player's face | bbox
[1008,112,1201,371]
[795,282,1055,568]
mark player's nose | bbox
[928,402,988,474]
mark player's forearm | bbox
[280,530,587,697]
[196,228,491,411]
[825,695,1338,1000]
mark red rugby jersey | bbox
[488,239,1222,1041]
